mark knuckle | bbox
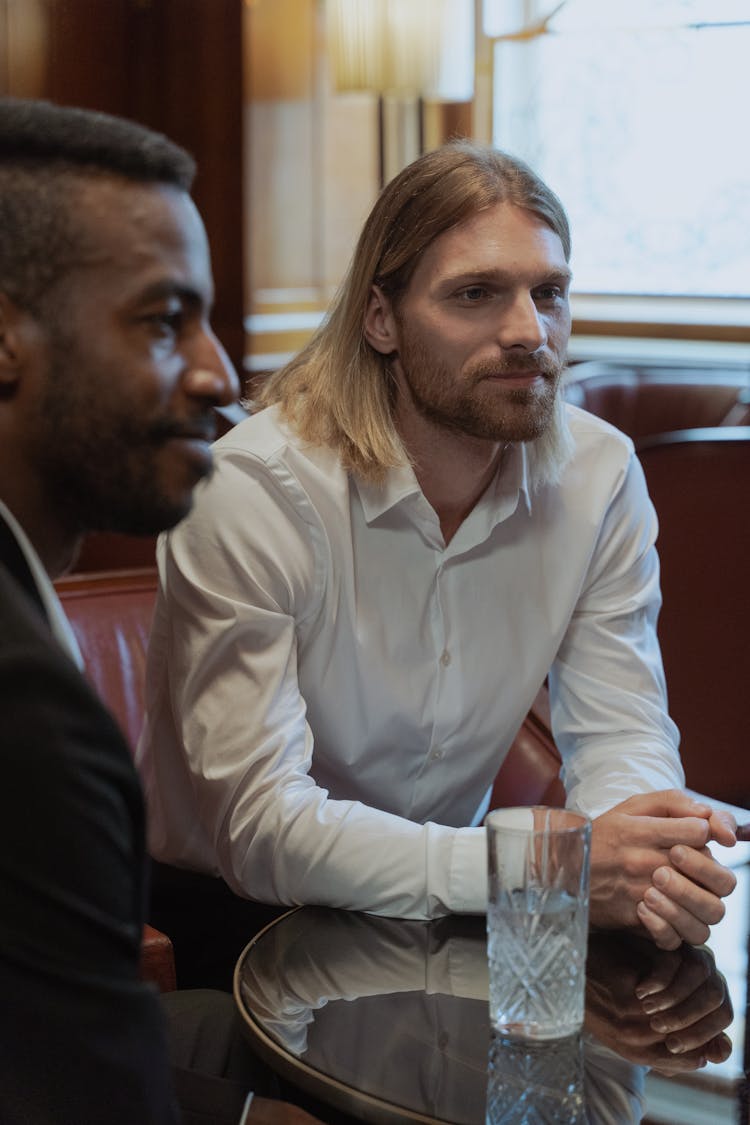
[707,898,726,924]
[723,869,738,895]
[623,854,647,879]
[704,977,726,1009]
[693,923,711,946]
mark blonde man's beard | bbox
[524,390,575,493]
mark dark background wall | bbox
[41,0,245,371]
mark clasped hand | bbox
[585,931,732,1073]
[589,790,737,950]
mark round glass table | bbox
[234,862,749,1124]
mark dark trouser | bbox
[148,860,286,992]
[161,988,279,1125]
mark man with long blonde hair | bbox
[255,142,574,494]
[139,142,737,985]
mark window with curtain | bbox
[486,0,750,308]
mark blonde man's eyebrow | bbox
[441,266,572,288]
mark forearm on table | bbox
[551,604,682,816]
[213,775,487,917]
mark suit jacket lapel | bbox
[0,510,46,617]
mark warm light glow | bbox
[328,0,474,100]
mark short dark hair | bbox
[0,98,196,312]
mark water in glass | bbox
[488,885,587,1039]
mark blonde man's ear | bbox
[363,284,399,357]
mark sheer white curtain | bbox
[485,0,750,298]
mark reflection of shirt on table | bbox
[237,909,644,1124]
[141,403,681,918]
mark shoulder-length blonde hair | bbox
[256,141,571,483]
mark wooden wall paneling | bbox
[41,0,245,372]
[45,0,132,113]
[125,0,245,370]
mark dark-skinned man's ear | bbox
[0,292,31,390]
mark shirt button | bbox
[439,649,451,667]
[430,748,445,761]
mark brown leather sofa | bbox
[56,568,159,752]
[635,426,750,804]
[490,685,563,809]
[56,566,176,992]
[564,362,750,805]
[565,360,750,437]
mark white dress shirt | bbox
[137,403,682,918]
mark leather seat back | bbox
[55,568,158,752]
[54,566,174,989]
[565,362,750,439]
[490,686,564,809]
[636,427,750,804]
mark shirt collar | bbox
[353,460,424,523]
[488,441,533,516]
[353,442,533,528]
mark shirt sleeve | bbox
[150,451,487,919]
[549,450,684,818]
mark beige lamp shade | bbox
[328,0,474,100]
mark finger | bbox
[634,952,683,1000]
[641,884,711,946]
[628,815,711,851]
[638,950,714,1013]
[669,845,738,899]
[636,899,683,951]
[649,1025,733,1073]
[707,809,737,847]
[650,866,728,934]
[604,1014,670,1051]
[648,975,730,1044]
[622,790,713,820]
[660,1000,733,1056]
[592,814,709,863]
[704,1032,734,1064]
[651,1050,709,1076]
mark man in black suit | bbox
[0,98,319,1125]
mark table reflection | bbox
[235,908,736,1124]
[487,1031,585,1123]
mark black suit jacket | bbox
[0,515,179,1124]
